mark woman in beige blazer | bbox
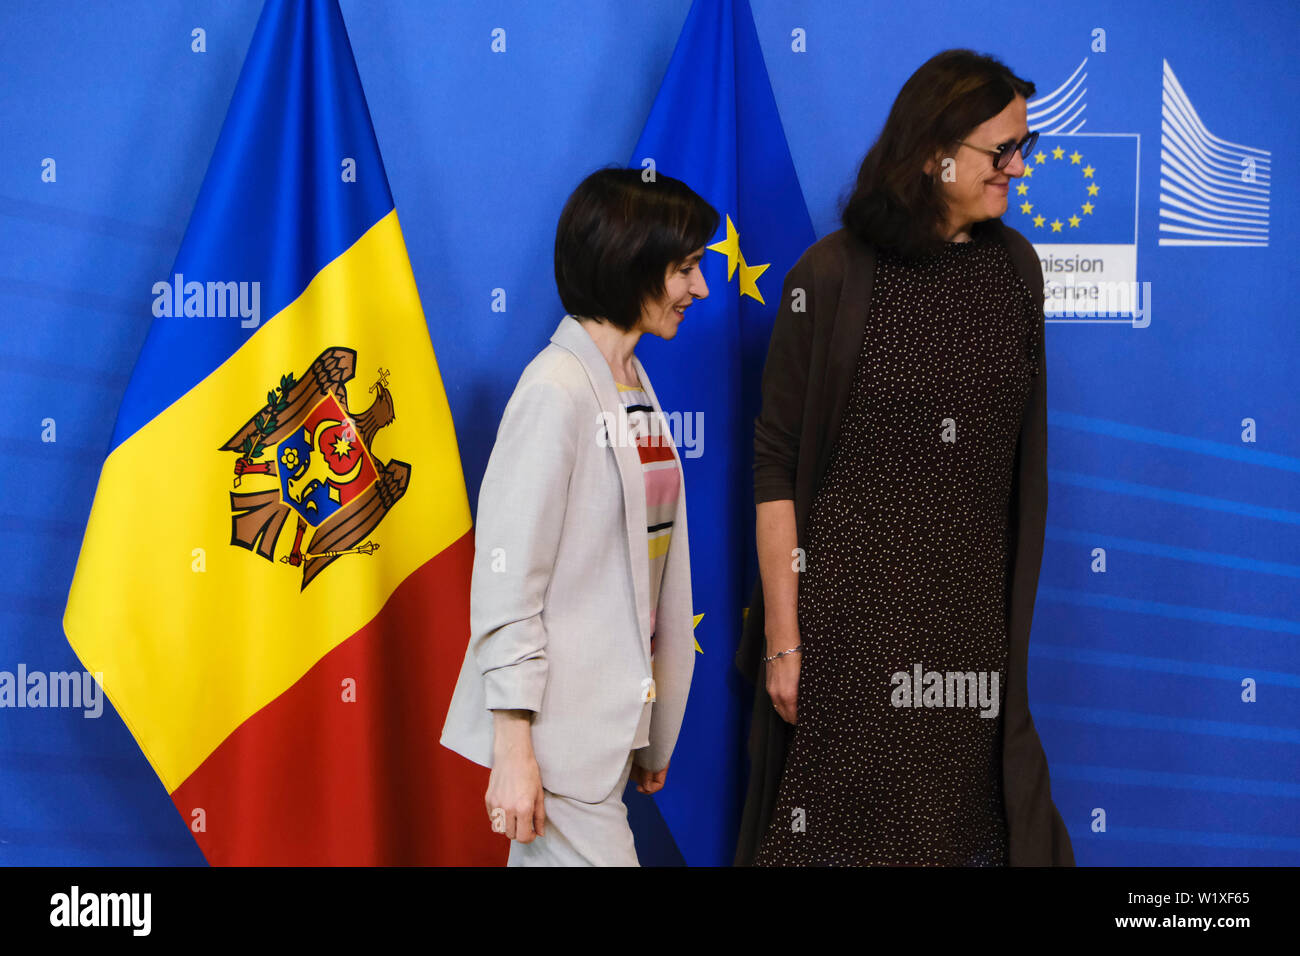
[441,168,718,865]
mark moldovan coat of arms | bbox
[221,347,410,589]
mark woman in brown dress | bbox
[740,49,1074,866]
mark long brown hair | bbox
[841,49,1035,260]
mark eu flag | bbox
[624,0,815,866]
[1010,133,1139,244]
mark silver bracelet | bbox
[761,643,803,663]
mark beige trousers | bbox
[506,752,639,866]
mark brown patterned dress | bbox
[753,231,1042,866]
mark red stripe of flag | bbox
[170,530,505,865]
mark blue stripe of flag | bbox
[108,0,394,452]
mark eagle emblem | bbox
[221,347,410,589]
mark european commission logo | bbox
[1022,59,1143,324]
[1159,59,1270,247]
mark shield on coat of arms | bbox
[219,347,411,590]
[277,394,380,527]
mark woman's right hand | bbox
[765,640,801,725]
[756,500,801,726]
[486,710,546,842]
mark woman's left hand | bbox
[631,759,670,795]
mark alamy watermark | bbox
[49,885,150,935]
[0,664,104,718]
[595,406,704,459]
[890,663,1000,718]
[1043,274,1153,324]
[151,273,261,328]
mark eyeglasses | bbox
[958,130,1039,171]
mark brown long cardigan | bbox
[734,218,1075,866]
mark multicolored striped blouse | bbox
[615,378,681,661]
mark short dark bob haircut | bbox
[555,167,720,331]
[841,49,1035,261]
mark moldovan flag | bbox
[62,0,504,865]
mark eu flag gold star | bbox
[707,214,770,304]
[708,216,742,279]
[739,258,769,304]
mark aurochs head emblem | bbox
[221,347,410,589]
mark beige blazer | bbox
[440,315,695,803]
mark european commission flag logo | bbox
[621,0,815,866]
[1013,133,1138,244]
[1015,133,1143,320]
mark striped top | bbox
[615,378,680,661]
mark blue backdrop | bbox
[1,0,1296,865]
